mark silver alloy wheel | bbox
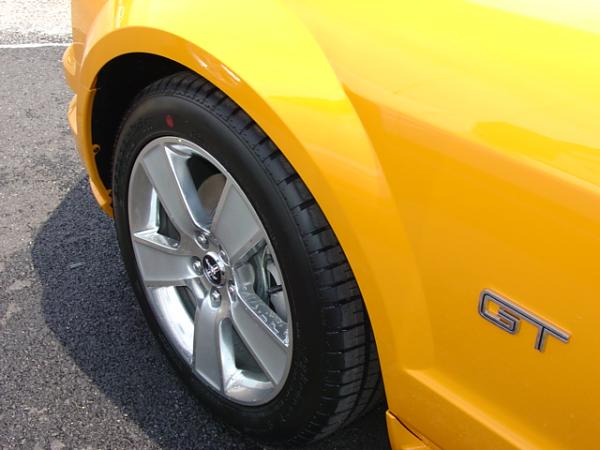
[128,136,293,405]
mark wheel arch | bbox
[91,53,188,190]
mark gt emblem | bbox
[479,290,570,352]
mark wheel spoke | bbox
[192,296,229,392]
[141,142,210,239]
[132,230,196,287]
[210,181,265,264]
[230,289,289,384]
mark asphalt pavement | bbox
[0,5,390,450]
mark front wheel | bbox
[112,72,383,445]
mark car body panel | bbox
[65,1,600,448]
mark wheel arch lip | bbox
[66,0,426,412]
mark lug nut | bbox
[196,232,209,249]
[219,248,229,264]
[228,281,237,300]
[192,258,203,275]
[210,288,222,307]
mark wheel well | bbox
[91,53,188,189]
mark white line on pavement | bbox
[0,42,70,49]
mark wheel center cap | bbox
[202,253,225,286]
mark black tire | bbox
[111,71,383,445]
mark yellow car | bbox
[63,1,600,448]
